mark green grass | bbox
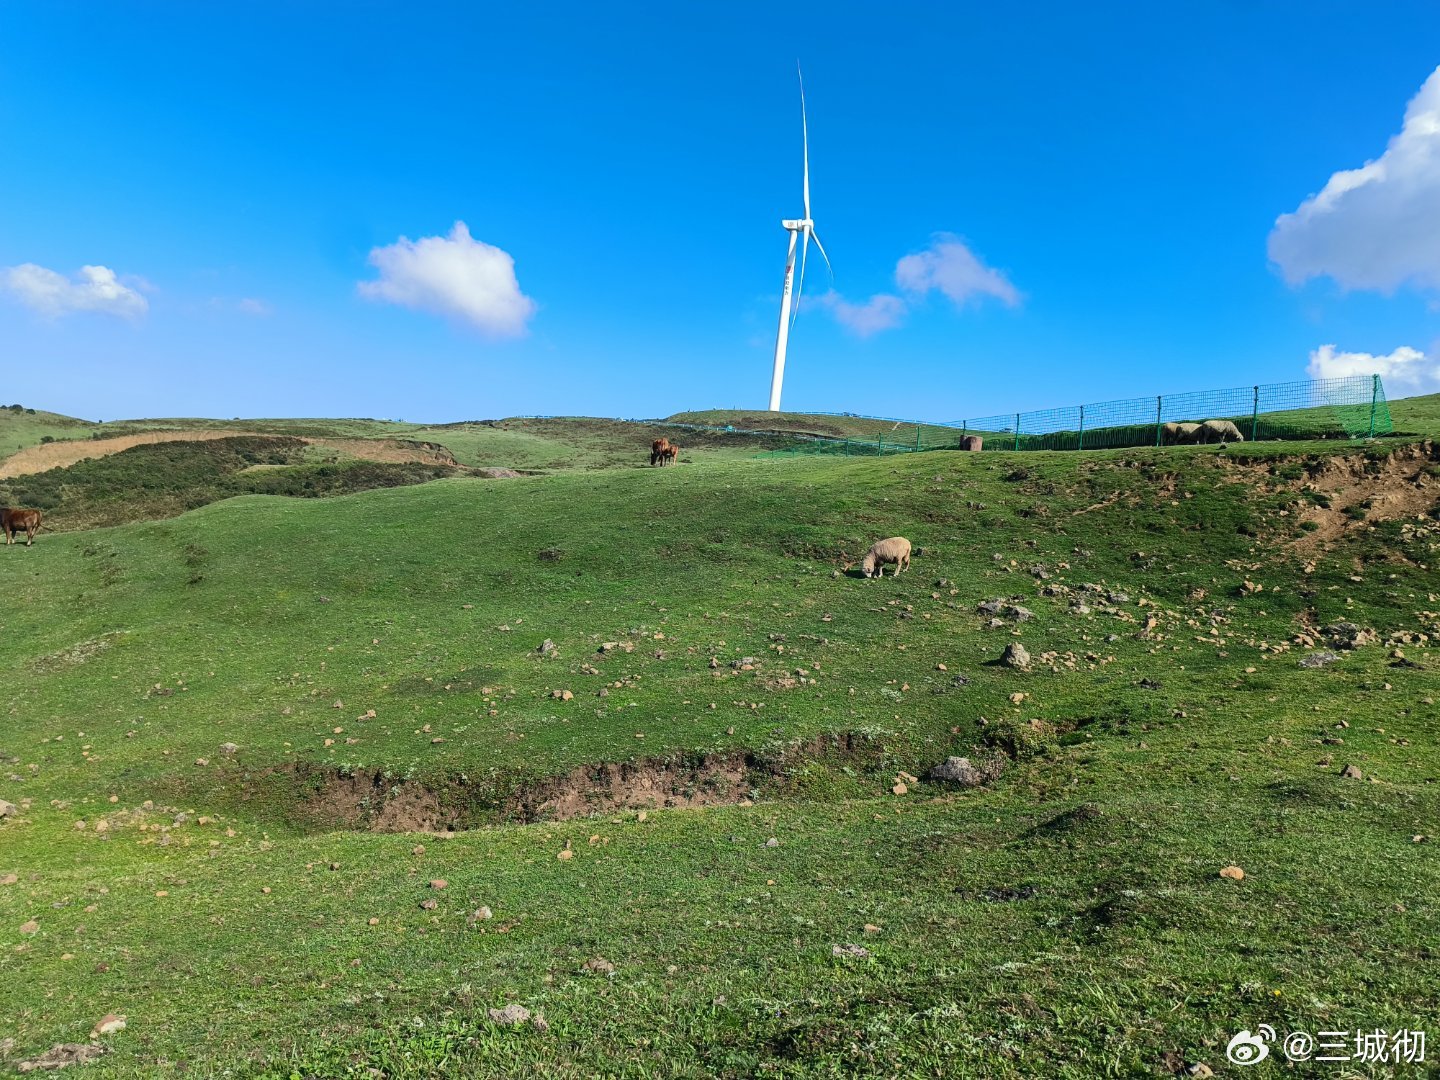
[1389,391,1440,436]
[1,435,1438,1076]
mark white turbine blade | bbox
[791,228,811,329]
[799,65,810,221]
[810,229,833,280]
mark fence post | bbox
[1013,414,1021,452]
[1077,405,1085,452]
[915,426,921,452]
[1369,374,1379,438]
[1154,396,1163,446]
[877,433,882,454]
[1250,385,1260,442]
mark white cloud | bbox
[1270,66,1440,292]
[811,292,907,337]
[358,221,536,336]
[815,233,1018,337]
[1,263,148,319]
[895,233,1020,308]
[1307,343,1440,394]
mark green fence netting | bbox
[758,374,1392,458]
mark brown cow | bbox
[1,507,42,546]
[650,438,671,466]
[661,443,678,466]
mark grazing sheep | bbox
[861,536,912,578]
[1162,422,1203,445]
[1199,419,1244,444]
[650,438,671,466]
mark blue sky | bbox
[3,2,1440,423]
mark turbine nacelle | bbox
[781,218,813,231]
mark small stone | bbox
[154,890,169,897]
[412,845,425,856]
[831,943,870,958]
[429,879,447,890]
[557,849,574,861]
[368,917,380,925]
[891,782,908,796]
[260,887,271,895]
[582,957,615,974]
[999,642,1031,670]
[1187,1065,1215,1079]
[863,923,881,933]
[471,906,493,921]
[420,899,438,910]
[1340,764,1363,780]
[19,919,39,935]
[487,1004,532,1027]
[0,873,17,886]
[531,1014,549,1032]
[329,862,340,871]
[930,756,985,786]
[1218,866,1245,881]
[219,742,240,755]
[764,837,779,848]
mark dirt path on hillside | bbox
[0,431,458,478]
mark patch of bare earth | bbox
[249,732,878,832]
[1235,441,1440,551]
[0,432,458,478]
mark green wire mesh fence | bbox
[759,374,1391,458]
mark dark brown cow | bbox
[650,438,671,466]
[1,507,42,547]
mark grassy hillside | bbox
[1389,391,1440,436]
[1,437,1436,1076]
[667,408,966,445]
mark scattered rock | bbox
[0,873,17,886]
[429,879,447,890]
[19,919,39,935]
[929,756,984,786]
[1299,651,1341,669]
[537,639,557,656]
[831,944,870,958]
[764,837,779,848]
[531,1014,550,1033]
[582,957,615,974]
[1218,866,1245,881]
[470,906,493,922]
[1340,764,1363,780]
[999,643,1031,670]
[90,1014,126,1038]
[550,689,574,701]
[419,899,438,910]
[891,782,908,796]
[557,849,574,861]
[1187,1064,1215,1079]
[487,1004,532,1027]
[219,742,240,755]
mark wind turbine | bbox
[768,66,831,413]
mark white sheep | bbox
[1199,419,1244,443]
[861,536,912,578]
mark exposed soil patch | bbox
[0,431,459,478]
[239,731,883,832]
[1218,441,1440,550]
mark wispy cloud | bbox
[1,263,148,319]
[816,233,1018,337]
[811,292,907,337]
[895,233,1020,308]
[358,221,537,336]
[1308,343,1440,394]
[1270,66,1440,292]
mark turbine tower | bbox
[768,67,831,412]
